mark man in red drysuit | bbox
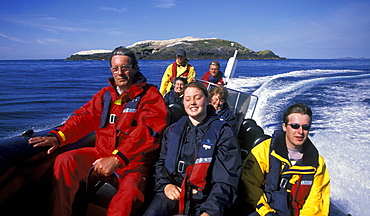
[28,46,168,216]
[200,60,224,86]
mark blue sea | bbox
[1,58,369,215]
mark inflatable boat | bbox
[0,49,350,216]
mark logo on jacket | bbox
[123,108,137,113]
[202,139,213,150]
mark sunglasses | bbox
[287,123,311,130]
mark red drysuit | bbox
[49,75,167,216]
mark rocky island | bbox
[66,36,286,60]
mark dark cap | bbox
[176,48,186,56]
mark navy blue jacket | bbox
[153,109,242,215]
[216,102,238,136]
[163,89,183,105]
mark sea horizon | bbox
[1,56,370,61]
[0,58,369,215]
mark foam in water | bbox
[228,69,370,216]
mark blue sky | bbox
[0,0,369,60]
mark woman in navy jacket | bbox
[209,85,238,136]
[144,82,242,216]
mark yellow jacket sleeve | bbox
[159,64,173,96]
[299,155,330,216]
[240,139,277,215]
[186,65,196,83]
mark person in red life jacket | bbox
[143,82,242,216]
[163,77,187,106]
[159,48,196,96]
[236,103,330,216]
[200,61,224,87]
[209,85,238,136]
[28,46,168,216]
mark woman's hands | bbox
[164,184,210,216]
[164,184,182,200]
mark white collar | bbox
[116,86,123,95]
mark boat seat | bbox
[83,166,154,216]
[166,103,186,125]
[86,167,119,210]
[252,134,272,147]
[237,119,264,160]
[239,118,258,129]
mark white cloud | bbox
[108,30,124,36]
[1,14,92,33]
[0,33,25,43]
[36,40,46,45]
[36,38,67,45]
[152,0,177,8]
[101,7,129,13]
[0,46,11,50]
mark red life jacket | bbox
[99,83,151,131]
[171,62,191,83]
[290,173,315,214]
[177,120,226,215]
[279,164,316,216]
[97,83,155,165]
[203,71,224,85]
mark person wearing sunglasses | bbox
[28,46,168,216]
[199,60,225,86]
[236,103,330,216]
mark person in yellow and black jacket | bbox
[237,103,330,216]
[159,48,196,96]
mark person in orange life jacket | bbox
[163,77,187,105]
[237,103,330,216]
[209,85,238,136]
[28,46,168,216]
[159,48,196,96]
[143,82,242,216]
[200,61,224,86]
